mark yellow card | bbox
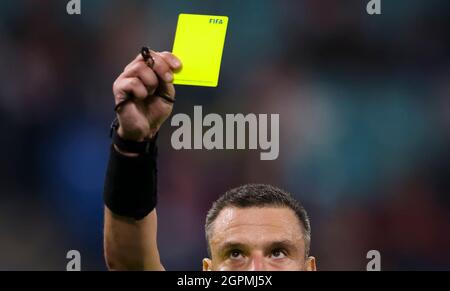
[172,14,229,87]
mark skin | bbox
[203,207,316,271]
[103,51,317,271]
[104,50,180,271]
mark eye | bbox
[229,250,244,260]
[270,249,287,259]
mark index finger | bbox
[123,53,144,72]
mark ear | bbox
[203,258,213,271]
[305,256,317,271]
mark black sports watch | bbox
[110,118,157,155]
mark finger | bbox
[151,51,174,83]
[156,81,176,104]
[157,51,182,70]
[121,61,159,95]
[124,51,181,74]
[113,77,148,103]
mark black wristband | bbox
[103,141,158,220]
[110,118,157,155]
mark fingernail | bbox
[165,72,173,82]
[173,59,181,68]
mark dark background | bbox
[0,0,449,270]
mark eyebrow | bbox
[268,240,298,251]
[218,242,248,254]
[217,240,299,255]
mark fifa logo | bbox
[209,18,224,25]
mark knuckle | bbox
[112,78,122,91]
[124,61,135,72]
[130,62,145,74]
[153,55,165,68]
[129,77,140,87]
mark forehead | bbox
[210,207,304,247]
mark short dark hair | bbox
[205,184,311,258]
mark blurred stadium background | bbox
[0,0,449,270]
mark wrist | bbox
[117,126,147,142]
[110,119,158,155]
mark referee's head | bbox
[204,184,316,271]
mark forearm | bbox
[104,208,163,271]
[103,138,161,271]
[103,47,180,271]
